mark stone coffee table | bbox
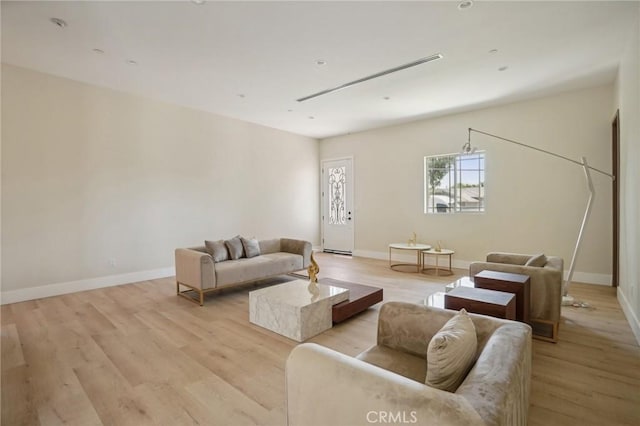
[249,279,349,342]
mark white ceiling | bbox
[2,1,638,139]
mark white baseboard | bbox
[565,271,611,286]
[617,287,640,346]
[0,251,615,305]
[0,267,175,305]
[352,249,613,286]
[354,249,472,271]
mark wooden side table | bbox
[445,286,516,320]
[421,248,455,276]
[474,270,531,324]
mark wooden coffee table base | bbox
[474,270,531,324]
[445,286,516,320]
[320,278,384,323]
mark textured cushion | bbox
[225,236,245,260]
[356,345,427,383]
[241,237,261,258]
[259,238,281,254]
[215,252,304,287]
[425,308,477,392]
[204,240,229,263]
[525,253,547,267]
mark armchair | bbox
[286,302,531,426]
[469,252,563,341]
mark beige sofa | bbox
[286,302,532,426]
[469,252,563,341]
[175,238,311,305]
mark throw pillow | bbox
[241,237,261,258]
[205,239,229,263]
[525,253,547,267]
[225,236,245,260]
[425,308,477,392]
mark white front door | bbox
[322,158,354,254]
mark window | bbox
[424,152,485,214]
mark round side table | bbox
[421,248,455,276]
[388,243,431,273]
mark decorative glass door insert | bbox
[328,166,346,225]
[322,158,354,254]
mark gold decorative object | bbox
[408,232,417,247]
[307,252,320,301]
[307,280,320,301]
[308,252,319,283]
[435,240,442,252]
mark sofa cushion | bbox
[215,252,303,287]
[241,237,261,258]
[204,240,229,263]
[426,308,477,392]
[225,236,245,260]
[259,238,281,254]
[525,253,547,267]
[356,345,426,383]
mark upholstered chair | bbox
[469,252,563,342]
[286,302,532,426]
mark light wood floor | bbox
[2,253,639,425]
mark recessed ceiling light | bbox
[308,116,315,120]
[498,66,509,71]
[92,48,104,54]
[287,109,293,112]
[237,94,246,98]
[489,49,498,54]
[191,0,206,5]
[458,1,473,10]
[315,59,327,66]
[383,96,390,100]
[50,17,67,28]
[126,59,138,65]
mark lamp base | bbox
[561,295,575,306]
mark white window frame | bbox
[424,151,485,214]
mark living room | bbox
[2,1,639,425]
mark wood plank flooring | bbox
[2,253,639,425]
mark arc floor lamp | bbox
[462,128,615,305]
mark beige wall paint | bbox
[1,64,319,293]
[321,85,614,282]
[615,6,640,343]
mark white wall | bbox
[1,64,319,301]
[615,5,640,344]
[321,85,614,284]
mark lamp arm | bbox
[466,128,615,303]
[468,128,614,179]
[563,158,595,299]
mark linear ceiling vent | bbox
[296,53,443,102]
